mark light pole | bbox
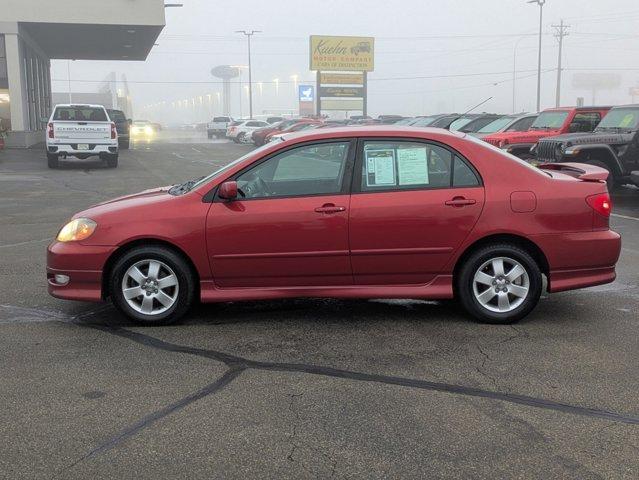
[273,78,280,97]
[528,0,546,112]
[235,30,261,119]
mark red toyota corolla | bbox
[47,126,621,325]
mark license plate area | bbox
[77,144,89,150]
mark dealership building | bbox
[0,0,165,147]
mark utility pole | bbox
[552,19,570,107]
[235,30,261,119]
[528,0,546,111]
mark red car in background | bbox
[482,106,611,160]
[263,119,323,143]
[47,126,620,326]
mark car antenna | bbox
[461,97,493,116]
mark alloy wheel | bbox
[472,256,530,313]
[121,259,179,315]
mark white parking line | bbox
[612,213,639,222]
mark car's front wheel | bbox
[110,246,195,325]
[457,244,542,324]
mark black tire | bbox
[110,246,195,325]
[236,132,246,143]
[588,160,615,192]
[120,140,130,150]
[47,153,59,169]
[457,243,542,324]
[106,154,119,168]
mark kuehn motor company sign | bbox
[310,35,374,72]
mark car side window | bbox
[453,156,480,187]
[236,142,351,199]
[360,141,452,192]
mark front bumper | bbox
[47,241,116,302]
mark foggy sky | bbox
[51,0,639,122]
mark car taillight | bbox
[47,122,54,139]
[110,122,117,139]
[587,192,611,230]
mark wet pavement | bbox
[1,131,638,479]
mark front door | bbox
[206,140,355,288]
[349,139,485,285]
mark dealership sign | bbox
[319,86,364,98]
[320,72,364,85]
[310,36,374,72]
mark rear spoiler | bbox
[537,162,608,182]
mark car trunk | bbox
[53,122,111,142]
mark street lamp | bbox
[235,30,261,119]
[528,0,546,111]
[290,74,299,94]
[273,78,280,96]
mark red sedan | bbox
[47,126,620,325]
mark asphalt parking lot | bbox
[1,130,639,479]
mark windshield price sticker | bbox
[365,149,396,186]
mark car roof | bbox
[279,125,465,143]
[54,104,105,108]
[542,106,613,112]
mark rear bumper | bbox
[531,230,621,293]
[47,143,118,156]
[47,241,116,302]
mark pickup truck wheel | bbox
[588,160,616,192]
[457,244,542,324]
[47,153,59,169]
[106,154,119,168]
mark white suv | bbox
[46,104,119,168]
[226,119,269,143]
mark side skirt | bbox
[200,275,454,303]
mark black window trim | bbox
[205,138,358,203]
[351,137,483,195]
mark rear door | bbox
[349,139,485,285]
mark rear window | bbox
[213,117,230,122]
[54,106,107,122]
[107,110,126,122]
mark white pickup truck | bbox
[206,116,232,139]
[46,104,119,168]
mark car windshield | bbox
[530,111,569,129]
[595,108,639,131]
[53,107,108,122]
[213,117,230,122]
[478,116,517,133]
[448,117,474,131]
[393,118,416,125]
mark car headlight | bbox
[56,218,97,242]
[144,126,153,135]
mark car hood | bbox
[537,131,633,146]
[74,186,175,221]
[484,129,562,143]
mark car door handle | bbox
[315,204,346,214]
[445,197,476,207]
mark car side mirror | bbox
[218,181,238,200]
[568,122,581,133]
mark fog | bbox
[51,0,639,123]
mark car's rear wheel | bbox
[237,132,246,143]
[47,153,59,169]
[110,246,195,325]
[106,154,119,168]
[457,244,542,324]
